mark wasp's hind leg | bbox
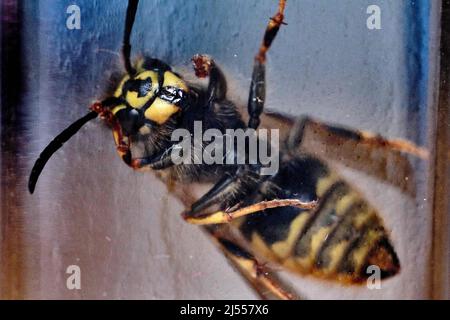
[203,226,298,300]
[248,0,286,129]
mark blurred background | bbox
[1,0,448,299]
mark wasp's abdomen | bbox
[238,156,400,284]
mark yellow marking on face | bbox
[125,71,160,109]
[351,229,383,273]
[250,232,279,262]
[144,97,180,125]
[163,71,188,91]
[114,76,130,97]
[111,104,126,115]
[316,174,339,197]
[114,58,147,96]
[136,70,158,82]
[271,213,310,260]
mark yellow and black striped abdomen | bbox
[237,156,400,284]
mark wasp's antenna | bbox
[123,0,139,76]
[28,111,98,194]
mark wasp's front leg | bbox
[91,102,132,166]
[91,102,174,170]
[111,125,174,171]
[192,54,227,102]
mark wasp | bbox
[29,0,428,299]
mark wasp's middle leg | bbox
[184,198,316,225]
[185,165,264,217]
[183,166,316,225]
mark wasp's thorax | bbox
[111,66,191,136]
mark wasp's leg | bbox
[185,161,315,222]
[111,124,174,171]
[131,153,174,170]
[92,102,174,170]
[90,101,132,166]
[184,199,316,225]
[192,54,227,102]
[186,166,263,216]
[248,0,286,129]
[203,227,298,300]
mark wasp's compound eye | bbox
[115,107,142,136]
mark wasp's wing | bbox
[260,111,427,197]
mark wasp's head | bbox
[110,60,190,136]
[28,0,194,193]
